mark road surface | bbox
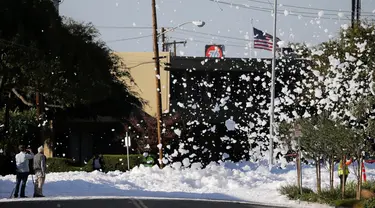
[0,198,288,208]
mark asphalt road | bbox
[0,198,289,208]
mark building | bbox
[116,52,172,117]
[49,52,172,163]
[118,52,307,122]
[50,51,307,164]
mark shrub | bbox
[317,183,356,204]
[46,157,80,173]
[279,182,363,206]
[43,154,144,173]
[362,181,375,193]
[278,185,314,200]
[299,192,320,203]
[364,198,375,208]
[334,199,362,207]
[84,154,144,172]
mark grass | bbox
[278,181,375,207]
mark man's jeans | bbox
[14,172,29,197]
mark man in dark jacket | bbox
[92,154,104,171]
[33,146,46,197]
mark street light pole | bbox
[269,0,278,168]
[150,16,204,168]
[151,0,164,168]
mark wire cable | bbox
[104,28,253,43]
[243,0,374,15]
[210,0,357,20]
[175,28,251,41]
[172,37,249,48]
[173,30,252,43]
[106,34,153,43]
[96,26,153,29]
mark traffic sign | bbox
[124,136,131,147]
[205,45,225,58]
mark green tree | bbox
[0,0,141,109]
[0,0,143,152]
[0,108,37,152]
[296,21,375,199]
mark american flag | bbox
[253,27,281,51]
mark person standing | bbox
[338,155,353,189]
[33,146,46,197]
[14,145,34,198]
[142,151,154,167]
[92,154,104,172]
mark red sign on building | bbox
[205,45,225,58]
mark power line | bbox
[241,3,342,16]
[173,30,251,43]
[210,0,354,20]
[176,28,251,41]
[96,26,153,29]
[172,37,249,48]
[104,28,253,43]
[170,33,251,47]
[212,0,341,19]
[243,0,374,15]
[106,34,153,43]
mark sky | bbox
[59,0,375,58]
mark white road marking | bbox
[136,199,148,208]
[130,199,148,208]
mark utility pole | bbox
[165,40,187,56]
[161,27,167,52]
[269,0,278,168]
[351,0,356,27]
[356,0,361,24]
[173,41,177,56]
[151,0,164,168]
[351,0,361,27]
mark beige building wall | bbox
[116,52,171,117]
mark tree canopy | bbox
[0,0,142,116]
[0,0,144,152]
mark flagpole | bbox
[249,18,254,59]
[269,0,278,169]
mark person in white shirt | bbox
[14,145,34,198]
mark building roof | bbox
[167,56,310,72]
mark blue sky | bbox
[60,0,375,58]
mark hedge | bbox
[0,154,146,174]
[334,199,362,208]
[46,154,144,173]
[89,154,145,172]
[279,183,375,208]
[46,157,81,173]
[364,198,375,208]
